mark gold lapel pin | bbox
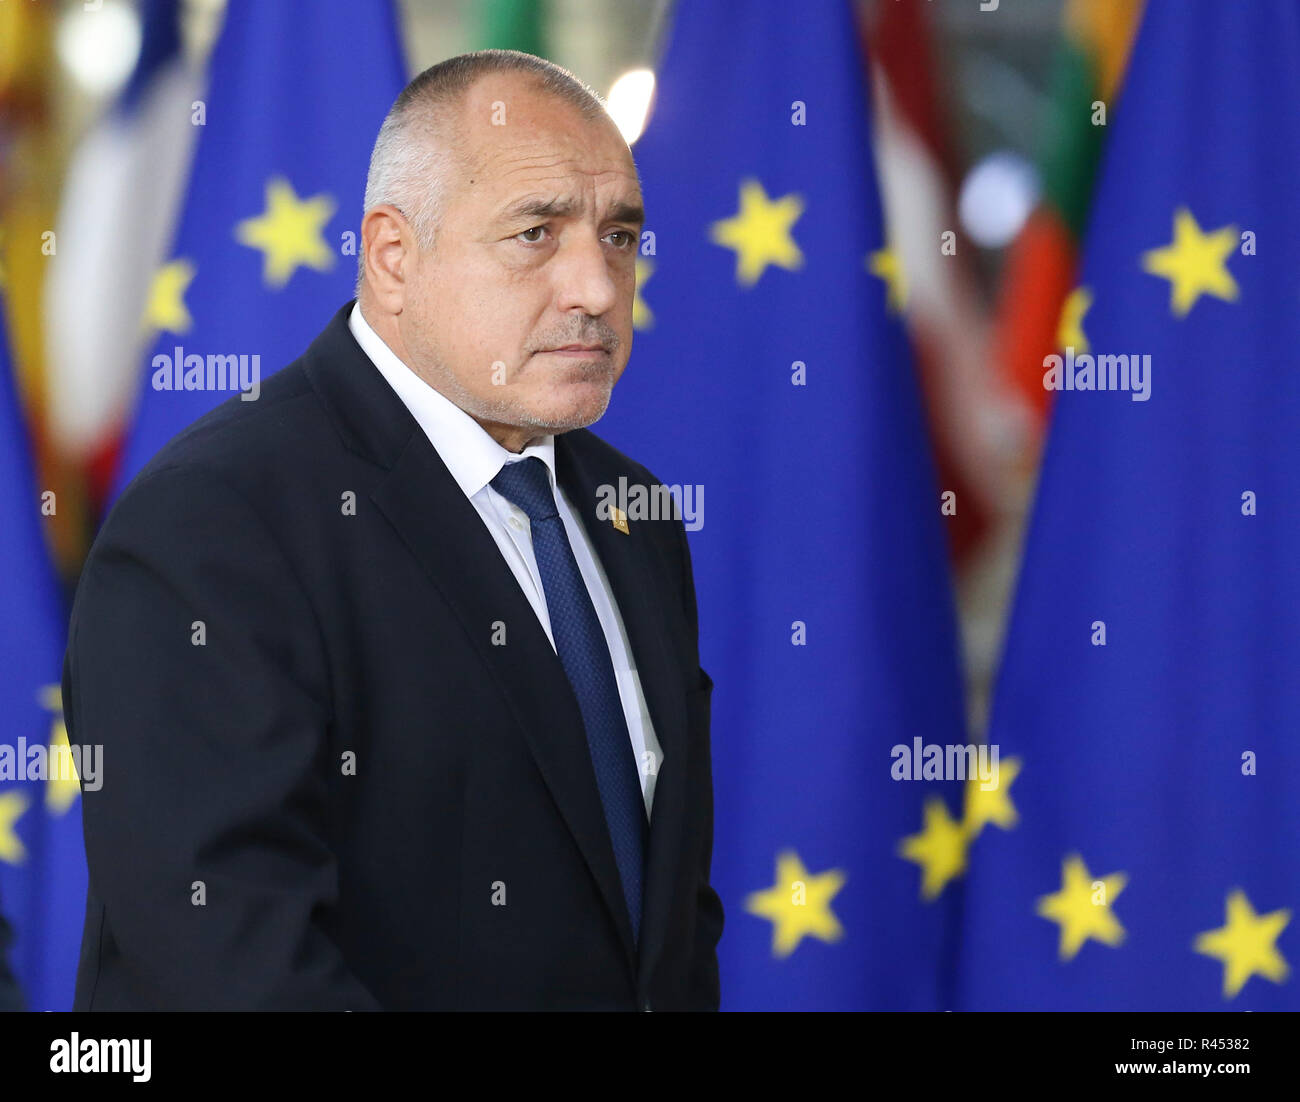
[611,506,630,535]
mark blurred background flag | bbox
[957,0,1300,1010]
[113,0,406,493]
[478,0,547,55]
[0,294,84,1012]
[600,0,968,1009]
[44,0,201,513]
[993,0,1142,437]
[0,0,91,581]
[864,0,1006,569]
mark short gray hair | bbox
[357,50,612,291]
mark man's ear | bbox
[361,204,417,314]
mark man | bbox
[65,50,722,1011]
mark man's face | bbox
[396,74,643,443]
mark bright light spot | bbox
[958,152,1040,249]
[57,0,141,98]
[607,69,656,145]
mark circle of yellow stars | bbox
[745,748,1291,1000]
[631,174,905,333]
[897,755,1023,901]
[139,175,340,338]
[1052,206,1240,356]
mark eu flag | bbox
[0,298,85,1011]
[599,0,967,1009]
[116,0,406,488]
[956,0,1300,1010]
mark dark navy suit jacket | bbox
[0,898,22,1011]
[64,301,722,1010]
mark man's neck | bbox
[357,297,546,454]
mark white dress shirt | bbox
[348,303,662,816]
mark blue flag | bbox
[116,0,406,488]
[0,300,85,1011]
[599,0,967,1009]
[957,0,1300,1010]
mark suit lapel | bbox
[556,436,690,993]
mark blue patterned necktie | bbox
[490,457,648,944]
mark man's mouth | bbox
[537,345,609,357]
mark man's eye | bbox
[517,226,547,244]
[606,230,635,249]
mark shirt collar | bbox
[348,301,557,499]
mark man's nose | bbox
[552,231,618,317]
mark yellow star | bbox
[142,258,196,334]
[1194,890,1291,999]
[709,178,804,287]
[1037,854,1127,960]
[1141,206,1239,317]
[898,795,969,900]
[1056,286,1092,353]
[867,244,907,312]
[633,257,653,330]
[0,788,30,865]
[40,684,80,815]
[962,755,1022,839]
[744,849,846,958]
[235,176,336,288]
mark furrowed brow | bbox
[495,194,645,227]
[497,195,580,224]
[605,199,645,227]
